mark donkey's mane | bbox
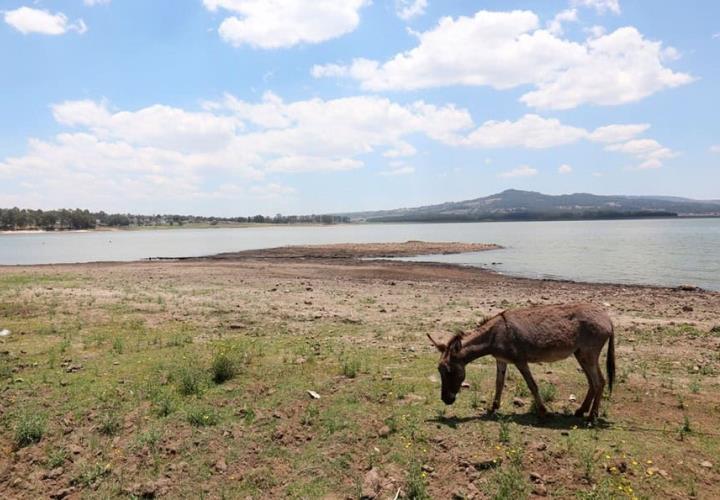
[452,314,496,343]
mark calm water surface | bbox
[1,219,718,290]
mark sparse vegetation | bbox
[1,254,719,498]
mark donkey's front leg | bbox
[490,360,507,413]
[515,362,547,417]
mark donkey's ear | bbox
[427,333,447,353]
[448,336,462,356]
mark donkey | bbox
[428,303,615,420]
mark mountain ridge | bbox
[340,189,720,223]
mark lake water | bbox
[1,218,718,291]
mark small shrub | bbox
[98,412,120,436]
[135,427,162,451]
[211,352,236,384]
[341,358,360,378]
[186,406,220,427]
[498,417,511,444]
[176,365,205,396]
[14,413,47,448]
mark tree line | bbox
[0,207,349,231]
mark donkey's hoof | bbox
[574,408,586,418]
[536,406,548,419]
[585,414,598,424]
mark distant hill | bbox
[341,189,720,223]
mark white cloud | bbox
[498,165,538,178]
[547,9,578,36]
[571,0,621,15]
[605,138,677,169]
[313,10,692,110]
[84,0,111,5]
[396,0,427,21]
[713,33,720,40]
[0,93,473,207]
[379,163,415,176]
[588,123,650,143]
[710,145,720,153]
[203,0,369,49]
[4,7,87,35]
[249,183,296,198]
[462,114,587,149]
[558,164,573,174]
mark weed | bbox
[493,465,529,500]
[73,463,110,488]
[186,406,220,427]
[153,392,177,417]
[498,417,511,444]
[689,379,700,394]
[176,364,205,396]
[135,427,163,451]
[14,412,46,448]
[111,337,124,354]
[47,448,68,468]
[98,411,121,436]
[341,357,361,378]
[540,382,557,403]
[405,463,430,500]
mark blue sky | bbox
[1,0,718,216]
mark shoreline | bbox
[1,241,716,294]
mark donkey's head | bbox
[428,333,466,405]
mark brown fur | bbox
[429,303,615,420]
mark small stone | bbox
[568,394,577,402]
[532,441,547,452]
[50,487,75,499]
[700,460,713,469]
[421,464,434,473]
[215,458,227,473]
[512,397,525,407]
[361,467,381,499]
[529,472,544,483]
[68,444,82,455]
[682,305,694,312]
[307,390,321,399]
[378,425,392,438]
[461,381,471,389]
[43,467,64,480]
[532,484,548,497]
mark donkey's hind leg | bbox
[573,351,597,417]
[588,361,606,421]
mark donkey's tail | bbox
[606,326,615,394]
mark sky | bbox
[0,0,718,216]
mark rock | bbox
[306,390,321,399]
[43,467,64,480]
[215,458,227,473]
[532,483,548,496]
[124,479,171,498]
[50,487,75,499]
[378,425,392,438]
[529,472,544,483]
[682,305,694,312]
[461,382,471,389]
[512,397,525,407]
[568,394,577,402]
[532,441,547,452]
[68,444,83,455]
[700,460,713,469]
[421,464,434,473]
[0,329,10,337]
[360,467,381,499]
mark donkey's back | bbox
[497,303,612,363]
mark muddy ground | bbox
[0,241,718,499]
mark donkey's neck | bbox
[458,318,499,364]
